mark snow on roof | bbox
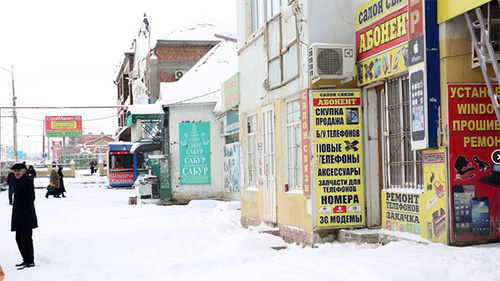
[155,15,235,42]
[127,103,165,115]
[158,40,237,107]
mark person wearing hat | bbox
[10,162,38,269]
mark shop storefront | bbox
[107,142,148,187]
[356,0,499,245]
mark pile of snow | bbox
[0,172,499,280]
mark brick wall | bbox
[160,70,177,83]
[155,45,213,60]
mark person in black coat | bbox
[57,166,66,198]
[27,165,37,182]
[10,163,38,269]
[7,172,15,205]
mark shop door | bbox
[262,104,277,223]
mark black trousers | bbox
[16,229,34,263]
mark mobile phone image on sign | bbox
[410,69,425,141]
[471,197,490,238]
[346,108,359,125]
[452,185,475,236]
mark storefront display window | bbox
[383,76,423,189]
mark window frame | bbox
[246,114,259,188]
[382,76,424,190]
[285,98,302,192]
[266,15,299,90]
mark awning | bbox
[130,139,162,153]
[126,103,166,126]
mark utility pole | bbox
[11,65,17,161]
[0,65,17,161]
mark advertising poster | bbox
[179,122,211,185]
[421,149,448,244]
[52,140,62,160]
[223,142,240,193]
[313,90,365,227]
[357,43,409,86]
[448,84,500,243]
[45,116,82,137]
[382,190,421,234]
[355,0,409,87]
[222,73,239,112]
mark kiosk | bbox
[107,142,148,187]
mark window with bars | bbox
[286,99,302,191]
[247,115,259,187]
[383,77,424,190]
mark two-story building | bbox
[236,0,499,246]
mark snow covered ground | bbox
[0,171,499,281]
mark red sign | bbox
[448,84,500,243]
[408,0,423,40]
[300,88,311,195]
[313,97,361,107]
[333,205,347,213]
[109,172,134,185]
[356,6,408,61]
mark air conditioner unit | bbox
[309,43,355,80]
[175,70,185,80]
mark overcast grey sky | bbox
[0,0,236,155]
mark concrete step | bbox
[338,228,381,244]
[338,228,431,245]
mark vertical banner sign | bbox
[223,142,240,193]
[52,140,62,160]
[421,149,448,244]
[313,90,365,227]
[222,73,239,112]
[448,84,500,244]
[258,143,263,185]
[408,0,440,149]
[179,122,211,185]
[301,88,311,195]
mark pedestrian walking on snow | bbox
[57,166,66,198]
[7,171,16,205]
[46,167,61,198]
[10,162,38,270]
[27,165,37,182]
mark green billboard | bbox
[179,122,211,185]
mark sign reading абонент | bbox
[45,116,82,137]
[313,90,365,228]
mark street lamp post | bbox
[0,65,18,161]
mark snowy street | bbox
[0,173,499,281]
